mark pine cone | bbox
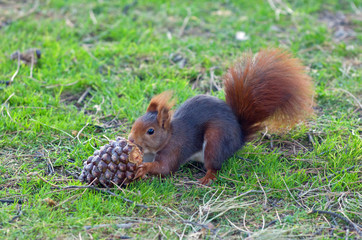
[79,137,143,187]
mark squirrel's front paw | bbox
[134,162,152,179]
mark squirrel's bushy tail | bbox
[224,49,314,140]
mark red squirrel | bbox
[128,49,314,185]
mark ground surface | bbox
[0,0,361,239]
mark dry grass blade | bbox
[30,118,73,138]
[35,173,148,209]
[84,223,133,231]
[200,190,257,222]
[1,93,15,115]
[9,52,20,85]
[254,172,268,206]
[267,0,293,20]
[280,175,308,210]
[178,9,191,37]
[333,88,362,109]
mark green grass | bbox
[1,0,361,239]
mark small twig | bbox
[36,173,58,188]
[340,210,362,228]
[30,52,34,78]
[291,139,309,152]
[226,217,249,233]
[64,169,79,179]
[178,9,191,37]
[43,80,79,89]
[42,148,55,175]
[261,215,265,231]
[9,52,20,85]
[110,181,129,195]
[0,199,24,204]
[122,0,138,15]
[209,66,222,92]
[321,215,333,227]
[84,223,134,231]
[351,2,361,14]
[258,127,269,145]
[9,204,22,223]
[77,87,91,104]
[243,211,251,233]
[0,93,15,115]
[280,175,307,210]
[333,88,362,109]
[102,134,111,142]
[276,209,282,224]
[237,156,253,163]
[182,220,218,235]
[30,118,73,138]
[89,10,97,25]
[157,225,168,240]
[267,0,293,20]
[309,209,362,236]
[308,133,315,146]
[53,190,87,209]
[4,102,14,122]
[263,211,287,229]
[263,219,278,229]
[0,93,17,123]
[75,123,89,145]
[320,165,360,182]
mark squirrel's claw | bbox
[134,163,151,179]
[198,169,217,185]
[198,176,214,185]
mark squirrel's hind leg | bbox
[197,125,242,185]
[197,127,223,185]
[199,122,243,185]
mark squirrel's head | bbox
[128,91,174,154]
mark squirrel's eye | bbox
[147,128,155,135]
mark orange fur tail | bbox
[223,49,314,140]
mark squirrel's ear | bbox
[157,107,172,129]
[146,91,175,129]
[146,91,175,111]
[146,91,173,112]
[147,102,158,112]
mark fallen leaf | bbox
[235,31,249,41]
[212,10,232,16]
[42,198,57,207]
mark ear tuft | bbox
[146,91,175,112]
[146,91,175,129]
[147,102,158,112]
